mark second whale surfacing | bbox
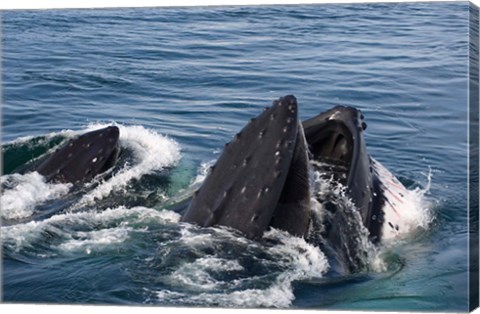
[36,126,120,184]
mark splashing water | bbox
[309,158,434,273]
[1,172,72,220]
[75,123,182,207]
[2,206,181,254]
[147,226,329,308]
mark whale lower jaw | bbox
[181,95,311,240]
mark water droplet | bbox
[241,186,246,194]
[92,157,98,163]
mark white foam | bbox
[1,206,181,253]
[1,172,72,220]
[157,226,328,308]
[189,159,216,188]
[311,158,434,272]
[75,123,181,207]
[264,229,329,277]
[170,257,244,290]
[58,227,133,254]
[311,164,384,272]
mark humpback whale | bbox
[36,126,120,184]
[182,96,411,273]
[28,96,410,273]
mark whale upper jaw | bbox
[302,106,373,223]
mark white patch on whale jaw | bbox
[371,158,432,242]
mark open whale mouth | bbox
[305,119,354,185]
[302,106,365,187]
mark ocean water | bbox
[1,2,476,311]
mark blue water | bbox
[1,2,475,311]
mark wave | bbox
[2,206,181,255]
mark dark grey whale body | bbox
[182,95,311,239]
[37,126,120,184]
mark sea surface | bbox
[1,2,476,311]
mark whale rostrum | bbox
[36,126,120,184]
